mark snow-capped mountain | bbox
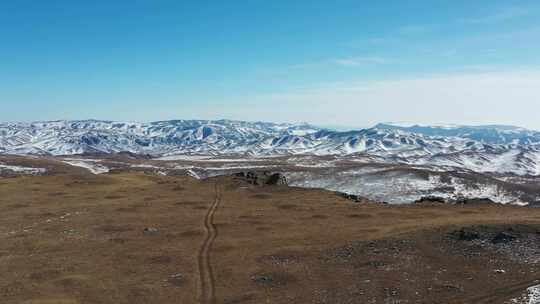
[0,119,319,156]
[1,119,540,176]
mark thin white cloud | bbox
[461,6,533,24]
[343,25,431,49]
[257,55,392,75]
[236,70,540,130]
[333,56,391,66]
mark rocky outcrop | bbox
[338,192,374,203]
[233,171,288,186]
[491,232,516,244]
[265,173,287,186]
[414,196,447,204]
[454,197,496,205]
[528,201,540,208]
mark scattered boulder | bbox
[338,192,372,203]
[340,193,360,201]
[251,274,273,284]
[143,227,159,235]
[233,171,260,185]
[265,173,287,186]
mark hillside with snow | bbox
[1,119,540,176]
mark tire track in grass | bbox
[197,182,221,304]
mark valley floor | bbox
[1,171,540,303]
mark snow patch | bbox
[62,160,109,174]
[157,155,213,161]
[527,285,540,304]
[509,284,540,304]
[187,169,200,179]
[0,163,46,174]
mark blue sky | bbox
[1,0,540,129]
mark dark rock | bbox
[265,173,287,186]
[246,171,259,185]
[233,171,260,185]
[528,201,540,208]
[143,227,159,235]
[492,232,515,244]
[233,171,287,186]
[455,198,496,205]
[251,274,273,284]
[338,192,372,203]
[233,172,246,178]
[414,196,447,204]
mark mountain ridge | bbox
[1,119,540,176]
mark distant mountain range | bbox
[1,119,540,176]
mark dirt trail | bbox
[197,182,222,304]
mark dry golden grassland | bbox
[1,169,539,303]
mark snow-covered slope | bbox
[1,120,540,176]
[0,120,319,156]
